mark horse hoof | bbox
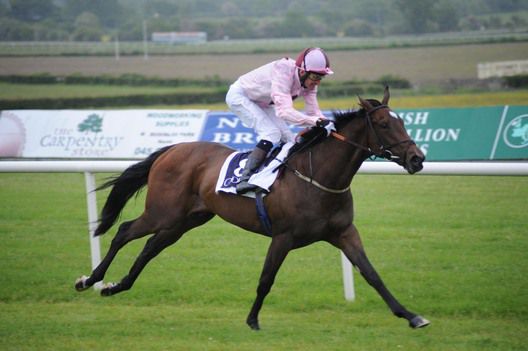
[75,275,90,291]
[409,315,430,329]
[246,319,260,331]
[100,282,117,296]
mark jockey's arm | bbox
[270,64,324,126]
[272,92,320,126]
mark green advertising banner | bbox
[396,105,528,161]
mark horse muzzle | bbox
[404,147,425,174]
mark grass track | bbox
[0,173,526,350]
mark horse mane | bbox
[287,99,382,156]
[334,98,382,129]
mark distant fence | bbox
[152,32,207,44]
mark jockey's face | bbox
[300,69,323,90]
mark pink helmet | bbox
[295,47,334,75]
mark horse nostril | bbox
[410,155,424,169]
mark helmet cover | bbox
[295,47,334,75]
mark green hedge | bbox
[0,89,228,109]
[0,73,228,87]
[0,73,411,91]
[503,74,528,88]
[319,75,411,98]
[375,74,412,89]
[0,73,412,109]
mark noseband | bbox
[332,105,415,161]
[282,105,414,194]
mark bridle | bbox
[286,105,415,194]
[331,104,415,162]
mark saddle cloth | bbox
[215,142,294,198]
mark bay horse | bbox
[75,86,430,330]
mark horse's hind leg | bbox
[100,212,215,296]
[329,224,430,329]
[75,215,153,291]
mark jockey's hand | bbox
[316,118,336,136]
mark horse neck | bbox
[294,115,370,189]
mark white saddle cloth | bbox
[215,142,294,198]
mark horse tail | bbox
[94,145,173,236]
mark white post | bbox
[84,172,103,290]
[341,251,355,301]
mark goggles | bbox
[306,72,325,81]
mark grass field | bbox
[1,42,527,85]
[0,172,526,350]
[1,80,527,111]
[1,42,527,110]
[1,31,527,56]
[1,82,527,109]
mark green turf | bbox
[0,172,526,350]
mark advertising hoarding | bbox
[1,106,527,160]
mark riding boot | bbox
[236,147,268,194]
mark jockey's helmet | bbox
[295,47,334,75]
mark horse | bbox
[75,86,430,330]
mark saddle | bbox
[215,142,293,198]
[215,144,295,236]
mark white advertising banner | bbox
[0,109,208,159]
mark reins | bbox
[282,104,413,194]
[291,149,351,194]
[330,131,372,153]
[275,128,350,194]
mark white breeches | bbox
[225,82,295,144]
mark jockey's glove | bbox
[316,118,336,136]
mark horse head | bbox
[358,86,424,174]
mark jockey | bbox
[226,47,336,194]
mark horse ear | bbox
[382,85,390,105]
[358,95,373,110]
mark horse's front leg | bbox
[329,224,430,329]
[247,234,292,330]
